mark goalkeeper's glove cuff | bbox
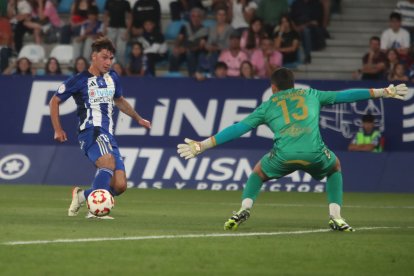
[370,88,385,98]
[200,136,216,151]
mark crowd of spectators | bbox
[354,2,414,82]
[3,0,413,82]
[0,0,339,78]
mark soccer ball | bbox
[87,189,114,217]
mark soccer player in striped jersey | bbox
[49,37,151,219]
[177,68,407,232]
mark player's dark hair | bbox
[390,12,402,21]
[91,37,116,54]
[270,67,294,90]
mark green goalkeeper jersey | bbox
[241,88,337,153]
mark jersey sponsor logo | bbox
[88,88,115,104]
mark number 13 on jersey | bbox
[276,96,309,124]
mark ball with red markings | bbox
[87,189,114,217]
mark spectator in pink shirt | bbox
[240,17,265,57]
[250,36,282,78]
[218,32,248,77]
[43,0,61,27]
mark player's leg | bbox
[309,150,354,231]
[85,153,116,196]
[108,144,127,196]
[69,130,116,216]
[326,157,343,219]
[224,161,270,230]
[110,170,127,196]
[241,161,270,209]
[325,157,354,232]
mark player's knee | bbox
[332,158,342,172]
[114,179,127,195]
[96,154,115,171]
[253,162,270,181]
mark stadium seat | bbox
[18,44,46,63]
[49,45,74,64]
[165,20,185,40]
[58,0,73,13]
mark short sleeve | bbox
[240,102,267,128]
[110,71,123,98]
[55,76,79,102]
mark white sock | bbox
[78,190,86,203]
[241,198,253,210]
[329,203,341,219]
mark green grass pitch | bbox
[0,184,413,276]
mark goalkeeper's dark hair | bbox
[91,36,116,54]
[270,67,294,90]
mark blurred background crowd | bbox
[0,0,412,81]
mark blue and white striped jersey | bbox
[55,70,123,135]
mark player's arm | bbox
[114,96,151,129]
[177,122,253,160]
[318,84,408,105]
[49,95,67,143]
[178,102,267,160]
[333,84,408,104]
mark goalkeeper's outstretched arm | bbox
[177,122,252,160]
[334,84,408,103]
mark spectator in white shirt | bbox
[381,12,410,59]
[228,0,257,33]
[395,0,414,43]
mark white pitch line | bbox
[48,199,414,209]
[2,226,404,246]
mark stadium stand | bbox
[295,0,397,80]
[3,0,404,79]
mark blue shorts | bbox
[78,127,125,171]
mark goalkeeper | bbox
[177,67,407,232]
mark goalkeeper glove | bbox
[177,137,215,160]
[372,84,408,100]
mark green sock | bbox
[242,172,263,202]
[326,171,343,206]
